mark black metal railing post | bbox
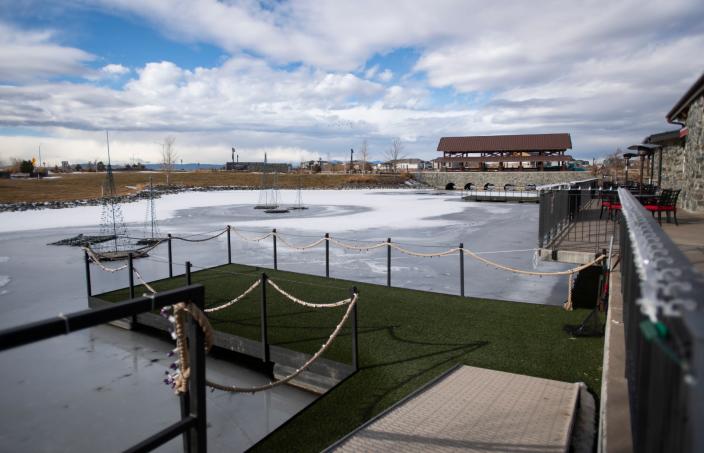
[459,243,465,297]
[0,284,208,453]
[128,253,135,299]
[260,273,270,363]
[168,233,173,278]
[84,250,92,298]
[187,286,207,452]
[186,261,192,285]
[351,286,358,371]
[227,225,232,265]
[325,233,330,278]
[387,238,391,287]
[272,229,278,270]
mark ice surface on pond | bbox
[0,189,473,233]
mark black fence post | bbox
[459,243,465,297]
[227,225,232,265]
[387,238,391,287]
[325,233,330,278]
[187,286,207,452]
[128,253,135,299]
[351,286,358,371]
[84,250,92,298]
[260,273,270,363]
[272,229,278,271]
[167,233,173,278]
[186,261,192,286]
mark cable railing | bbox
[617,188,704,452]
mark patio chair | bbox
[644,189,681,225]
[600,191,617,219]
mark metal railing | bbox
[538,179,607,250]
[0,285,208,453]
[618,188,704,452]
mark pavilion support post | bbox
[658,148,663,188]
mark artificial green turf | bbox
[99,263,604,452]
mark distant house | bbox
[435,133,574,171]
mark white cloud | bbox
[378,69,393,82]
[364,65,379,79]
[1,0,704,163]
[101,64,130,76]
[0,21,94,82]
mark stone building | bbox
[645,73,704,212]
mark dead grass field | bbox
[0,171,411,203]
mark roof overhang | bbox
[666,72,704,123]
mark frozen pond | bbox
[0,189,571,451]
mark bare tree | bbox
[602,147,624,182]
[384,137,404,173]
[161,136,178,185]
[359,139,369,174]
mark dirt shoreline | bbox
[0,174,422,212]
[0,171,418,210]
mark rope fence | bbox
[83,224,610,314]
[206,293,358,393]
[80,222,614,397]
[152,268,359,394]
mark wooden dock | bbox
[328,365,582,452]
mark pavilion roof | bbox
[437,155,573,163]
[437,133,572,153]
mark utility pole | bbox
[350,148,354,174]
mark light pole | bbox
[350,148,354,174]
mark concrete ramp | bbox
[328,365,580,452]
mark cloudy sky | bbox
[0,0,703,165]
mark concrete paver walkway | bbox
[329,365,580,452]
[661,210,704,275]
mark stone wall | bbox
[656,96,704,212]
[414,171,594,189]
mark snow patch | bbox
[0,275,10,288]
[0,256,9,263]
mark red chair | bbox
[600,191,617,219]
[644,189,681,225]
[608,201,622,219]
